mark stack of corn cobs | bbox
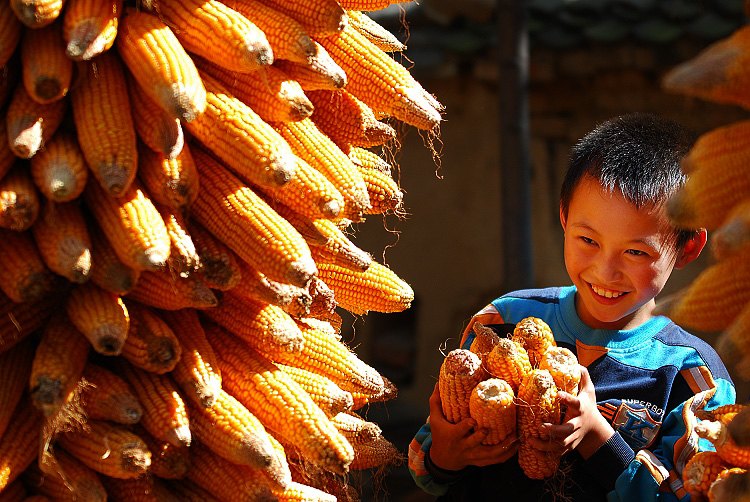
[658,7,750,501]
[438,317,582,481]
[0,0,442,499]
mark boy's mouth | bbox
[589,283,627,299]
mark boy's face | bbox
[559,176,702,330]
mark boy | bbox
[408,113,736,501]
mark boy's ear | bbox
[559,205,567,230]
[675,229,707,269]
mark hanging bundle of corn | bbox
[0,0,440,498]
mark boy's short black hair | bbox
[559,113,698,249]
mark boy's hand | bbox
[527,366,614,459]
[428,383,518,471]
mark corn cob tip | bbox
[34,79,63,102]
[287,256,318,288]
[665,189,696,228]
[396,85,443,130]
[144,247,170,269]
[322,199,342,218]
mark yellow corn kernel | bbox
[29,131,89,203]
[348,146,393,173]
[0,165,40,231]
[57,420,151,479]
[340,0,407,10]
[190,146,316,287]
[6,81,66,159]
[274,42,347,91]
[153,0,272,72]
[0,292,56,353]
[0,229,56,303]
[353,161,403,217]
[63,0,122,61]
[129,79,185,159]
[0,399,43,490]
[468,321,500,360]
[20,22,72,104]
[160,309,222,409]
[29,314,89,416]
[538,346,581,395]
[125,269,217,311]
[187,72,297,188]
[84,179,171,272]
[485,338,532,393]
[66,282,129,356]
[188,220,243,291]
[32,201,92,283]
[517,369,561,480]
[80,363,143,425]
[279,364,354,417]
[683,451,728,499]
[138,143,198,213]
[315,259,413,315]
[71,51,137,196]
[346,9,405,52]
[119,302,182,374]
[0,3,22,68]
[0,340,34,438]
[212,329,355,474]
[89,229,140,296]
[255,0,346,36]
[512,317,556,367]
[469,378,516,446]
[438,348,484,424]
[10,0,63,28]
[116,8,206,122]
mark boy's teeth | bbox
[592,285,623,298]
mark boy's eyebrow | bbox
[569,222,663,251]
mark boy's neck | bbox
[573,292,656,331]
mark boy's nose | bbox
[593,256,623,283]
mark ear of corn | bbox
[469,378,516,446]
[438,348,484,424]
[28,448,107,502]
[134,424,190,479]
[29,131,89,203]
[229,257,311,316]
[164,479,219,502]
[349,434,403,471]
[512,317,557,368]
[119,302,182,374]
[125,269,218,311]
[278,363,354,417]
[538,346,581,395]
[10,0,64,28]
[71,51,137,196]
[80,363,143,425]
[153,0,273,73]
[0,399,43,490]
[138,142,199,213]
[0,292,56,353]
[340,0,408,10]
[696,418,750,468]
[468,321,500,360]
[255,0,347,36]
[0,165,41,231]
[101,474,176,502]
[349,145,393,173]
[63,0,122,61]
[66,282,130,356]
[129,80,185,160]
[352,161,403,217]
[0,340,34,438]
[20,22,72,104]
[31,201,92,283]
[707,467,750,502]
[159,205,201,277]
[274,43,347,91]
[517,369,561,480]
[89,229,141,296]
[188,220,243,291]
[683,451,728,499]
[711,198,750,260]
[0,228,57,303]
[0,3,22,68]
[116,8,206,122]
[347,10,405,52]
[6,81,67,159]
[0,121,16,183]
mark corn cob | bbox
[517,369,561,479]
[667,249,750,332]
[195,56,313,123]
[101,475,178,502]
[116,361,190,448]
[468,321,500,360]
[10,0,63,28]
[125,269,217,311]
[190,147,316,288]
[32,201,92,283]
[346,10,405,52]
[186,442,276,502]
[164,479,220,502]
[79,363,142,425]
[317,23,442,130]
[438,348,484,424]
[274,43,347,91]
[349,434,402,471]
[159,205,200,277]
[278,363,354,417]
[273,117,371,216]
[88,230,140,295]
[129,81,184,161]
[0,292,56,354]
[119,302,182,374]
[512,317,556,368]
[241,462,339,502]
[348,145,393,173]
[71,51,137,196]
[188,388,287,479]
[662,25,750,109]
[132,424,190,480]
[0,229,56,303]
[212,330,355,474]
[255,0,347,36]
[231,258,316,318]
[6,82,66,159]
[116,8,206,122]
[0,121,15,183]
[138,143,198,213]
[711,198,750,260]
[307,90,397,150]
[340,0,408,9]
[683,451,728,500]
[56,420,151,479]
[202,292,304,353]
[187,73,297,188]
[538,346,581,395]
[20,22,71,104]
[330,411,380,444]
[0,165,40,231]
[160,309,222,408]
[696,418,750,468]
[469,378,516,445]
[66,282,129,356]
[29,314,89,416]
[305,275,338,319]
[0,400,43,491]
[25,448,107,502]
[188,221,242,291]
[84,179,171,272]
[29,131,89,203]
[0,57,19,111]
[0,340,33,437]
[153,0,273,73]
[707,467,750,502]
[0,3,22,68]
[63,0,122,61]
[353,161,403,216]
[227,0,316,63]
[316,259,413,314]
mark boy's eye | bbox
[626,249,647,256]
[580,236,595,245]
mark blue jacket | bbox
[408,286,736,501]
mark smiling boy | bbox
[408,113,736,501]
